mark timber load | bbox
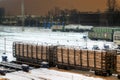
[13,42,57,67]
[56,46,117,74]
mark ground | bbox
[0,26,118,80]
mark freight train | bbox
[51,25,93,32]
[13,41,120,77]
[52,26,120,42]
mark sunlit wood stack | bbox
[57,46,116,70]
[117,55,120,72]
[14,42,55,61]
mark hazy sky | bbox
[0,0,118,16]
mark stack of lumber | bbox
[88,50,94,68]
[69,48,75,65]
[19,43,23,57]
[56,46,113,70]
[75,48,81,65]
[0,78,8,80]
[23,44,28,57]
[81,50,88,67]
[14,42,54,61]
[15,43,19,56]
[117,55,120,72]
[28,44,32,58]
[32,45,37,59]
[57,47,62,63]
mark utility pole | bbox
[21,0,25,31]
[4,38,6,54]
[107,0,117,26]
[107,0,116,12]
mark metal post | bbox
[83,36,87,49]
[21,0,25,31]
[4,38,6,54]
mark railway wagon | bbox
[64,25,93,32]
[51,25,63,32]
[13,42,57,67]
[51,25,93,32]
[56,46,117,75]
[88,32,113,41]
[88,27,120,41]
[113,31,120,46]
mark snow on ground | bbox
[0,27,118,62]
[1,68,104,80]
[0,26,116,80]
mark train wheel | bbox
[117,74,120,79]
[102,72,108,76]
[95,71,99,75]
[108,72,112,76]
[65,66,70,70]
[57,65,63,69]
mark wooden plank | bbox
[22,44,24,57]
[31,45,33,59]
[41,45,43,60]
[42,46,47,60]
[19,43,22,57]
[23,44,27,57]
[57,47,62,62]
[75,49,80,66]
[80,49,82,66]
[26,44,28,58]
[88,50,94,68]
[18,43,20,57]
[96,51,102,69]
[117,55,120,72]
[63,47,68,64]
[69,48,74,65]
[37,45,41,60]
[74,49,76,66]
[36,44,38,60]
[16,43,19,56]
[32,45,37,59]
[82,50,87,67]
[61,47,63,64]
[101,51,103,70]
[67,48,69,65]
[87,50,89,67]
[46,46,48,61]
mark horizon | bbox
[0,0,108,16]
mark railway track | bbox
[0,62,22,70]
[117,49,120,54]
[0,61,34,75]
